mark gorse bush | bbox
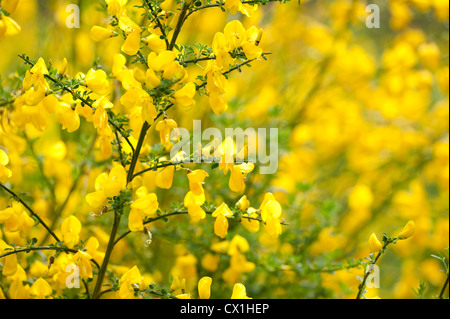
[0,0,449,300]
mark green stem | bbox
[439,273,449,299]
[92,212,121,299]
[168,2,189,51]
[356,239,394,300]
[0,246,100,270]
[92,121,152,299]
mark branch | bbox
[18,55,136,155]
[114,210,288,247]
[439,273,449,299]
[0,246,100,270]
[356,238,396,299]
[168,1,190,51]
[143,0,169,49]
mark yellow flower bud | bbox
[90,26,116,42]
[369,233,383,253]
[198,276,212,299]
[398,220,416,240]
[231,283,251,299]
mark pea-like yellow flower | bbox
[128,186,159,232]
[201,254,220,273]
[187,170,209,196]
[84,237,105,264]
[0,202,35,238]
[260,193,283,238]
[229,163,255,193]
[61,215,82,248]
[184,191,207,222]
[30,278,53,299]
[155,165,175,189]
[85,69,110,96]
[144,34,167,54]
[398,220,416,240]
[72,250,93,279]
[212,203,234,239]
[198,276,212,299]
[240,208,260,233]
[119,265,143,299]
[105,0,127,16]
[0,149,12,184]
[2,0,20,13]
[86,164,127,208]
[156,119,179,145]
[122,29,141,56]
[172,82,196,110]
[0,239,18,276]
[55,103,81,133]
[369,233,383,253]
[0,15,21,38]
[231,283,251,299]
[236,195,250,211]
[148,50,177,72]
[90,26,117,42]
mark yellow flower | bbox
[55,103,81,133]
[84,237,105,264]
[229,163,255,193]
[198,276,212,299]
[155,165,175,189]
[260,194,283,238]
[106,0,128,16]
[1,0,20,13]
[187,170,209,196]
[145,34,167,54]
[148,50,177,72]
[172,82,196,110]
[0,15,20,37]
[201,254,220,272]
[231,283,251,299]
[212,203,234,238]
[61,216,82,248]
[369,233,383,253]
[240,208,260,233]
[85,69,110,96]
[128,186,159,232]
[156,119,179,145]
[0,239,18,276]
[184,191,207,222]
[398,220,416,240]
[236,195,250,211]
[121,29,142,56]
[90,26,117,42]
[73,250,93,279]
[0,202,35,238]
[224,20,246,50]
[0,149,12,184]
[86,165,127,208]
[30,278,53,299]
[119,265,143,299]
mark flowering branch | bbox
[0,183,60,243]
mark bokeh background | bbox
[1,0,449,299]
